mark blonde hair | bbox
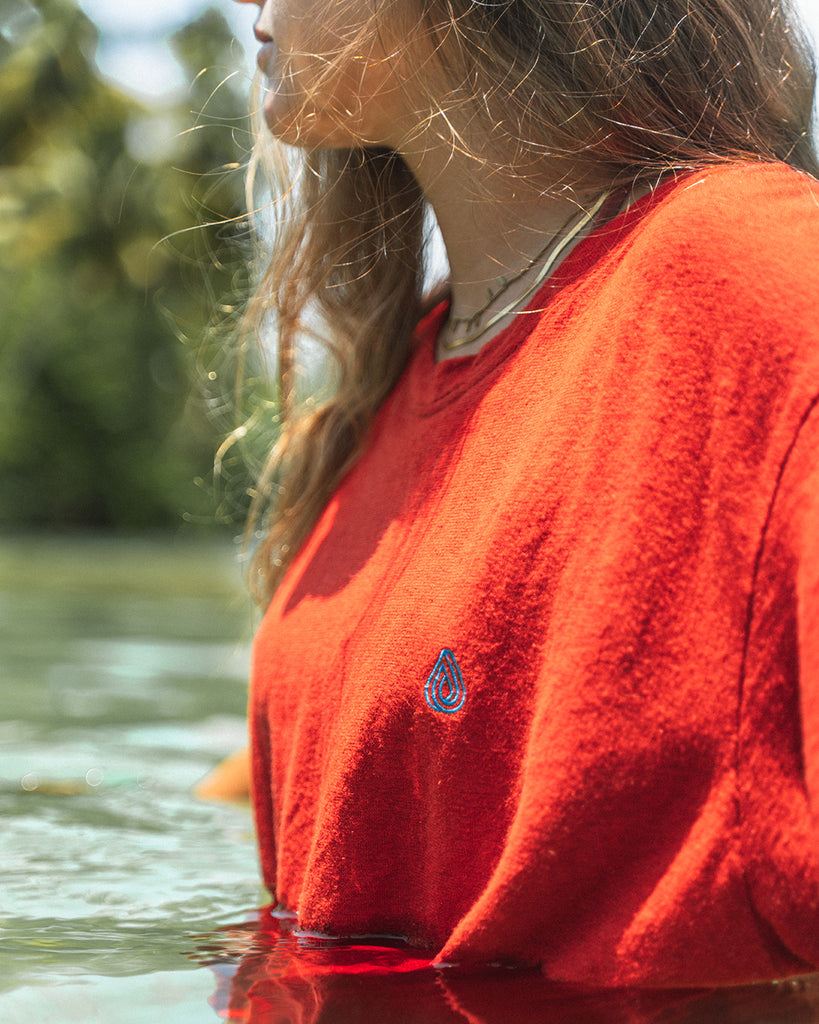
[240,0,817,605]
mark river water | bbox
[0,534,259,1021]
[2,534,819,1023]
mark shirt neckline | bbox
[405,172,691,417]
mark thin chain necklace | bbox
[441,192,611,353]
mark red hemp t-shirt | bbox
[250,162,819,988]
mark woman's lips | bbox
[256,41,277,78]
[257,41,283,130]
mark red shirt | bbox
[250,162,819,987]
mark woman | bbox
[216,0,819,989]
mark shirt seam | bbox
[734,390,819,941]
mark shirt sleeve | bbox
[786,399,819,832]
[745,393,819,836]
[737,395,819,967]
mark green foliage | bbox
[0,0,255,529]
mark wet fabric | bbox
[209,911,819,1023]
[250,163,819,987]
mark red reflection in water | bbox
[191,908,819,1024]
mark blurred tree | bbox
[0,0,252,529]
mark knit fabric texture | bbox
[250,162,819,987]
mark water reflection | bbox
[192,910,819,1024]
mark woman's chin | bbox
[262,93,292,137]
[263,103,360,149]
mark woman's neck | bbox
[400,138,598,359]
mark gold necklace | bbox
[441,192,611,352]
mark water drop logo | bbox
[425,649,466,714]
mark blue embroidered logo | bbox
[425,649,466,714]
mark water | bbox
[2,534,819,1023]
[0,533,260,1021]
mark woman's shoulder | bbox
[631,161,819,257]
[665,159,818,200]
[598,161,819,320]
[565,161,819,419]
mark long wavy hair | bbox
[239,0,818,605]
